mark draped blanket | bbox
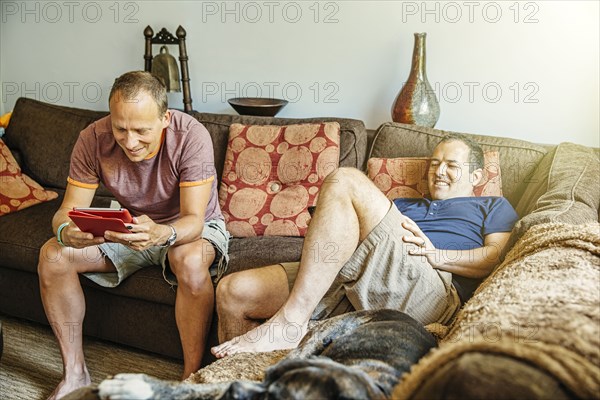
[395,222,600,399]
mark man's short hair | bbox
[439,133,484,173]
[109,71,168,117]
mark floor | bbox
[0,313,182,400]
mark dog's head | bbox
[219,358,386,400]
[274,358,387,399]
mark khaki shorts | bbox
[280,206,461,325]
[84,219,230,288]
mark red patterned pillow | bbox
[367,151,502,199]
[0,139,58,216]
[219,122,340,237]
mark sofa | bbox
[1,97,598,397]
[0,97,367,363]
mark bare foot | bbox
[181,370,194,382]
[211,314,308,358]
[47,370,91,400]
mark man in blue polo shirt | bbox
[212,133,518,358]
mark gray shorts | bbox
[83,219,230,288]
[280,205,461,325]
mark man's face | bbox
[109,91,170,162]
[427,140,482,200]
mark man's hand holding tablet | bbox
[67,208,133,237]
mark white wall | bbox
[1,0,598,147]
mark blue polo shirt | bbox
[393,196,518,302]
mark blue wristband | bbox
[57,222,69,247]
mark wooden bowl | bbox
[228,97,288,117]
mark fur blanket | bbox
[394,222,600,399]
[186,350,290,384]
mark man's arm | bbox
[104,182,211,250]
[401,219,512,279]
[52,183,106,248]
[169,182,211,245]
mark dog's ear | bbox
[220,380,266,400]
[290,309,376,358]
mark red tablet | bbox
[68,208,133,237]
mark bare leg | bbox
[215,265,289,343]
[38,238,115,400]
[168,239,215,380]
[212,168,392,357]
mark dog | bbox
[75,309,436,399]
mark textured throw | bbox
[186,350,290,384]
[394,222,600,399]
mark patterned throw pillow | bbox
[367,151,502,199]
[219,122,340,237]
[0,139,58,216]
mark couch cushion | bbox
[79,235,304,305]
[190,112,367,181]
[367,151,502,199]
[0,194,60,273]
[3,98,109,192]
[0,189,181,307]
[219,122,340,237]
[0,190,113,274]
[369,123,548,207]
[508,142,600,247]
[0,139,58,215]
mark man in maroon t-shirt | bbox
[38,71,229,399]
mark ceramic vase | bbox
[391,33,440,127]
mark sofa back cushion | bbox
[4,98,109,192]
[507,142,600,248]
[219,122,340,237]
[190,112,368,182]
[369,122,548,207]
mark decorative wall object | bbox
[391,33,440,127]
[144,26,193,113]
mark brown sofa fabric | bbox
[0,189,112,274]
[369,122,549,207]
[3,98,109,194]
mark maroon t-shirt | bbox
[68,110,223,224]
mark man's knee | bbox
[323,168,371,196]
[325,167,364,185]
[175,267,211,295]
[37,238,72,279]
[170,240,215,268]
[216,273,248,310]
[170,246,213,294]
